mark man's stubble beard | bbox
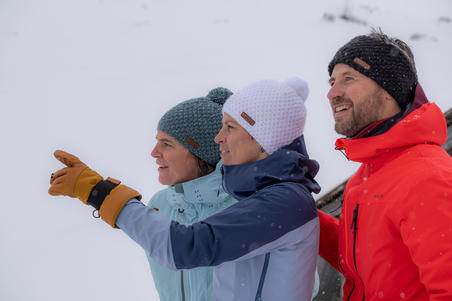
[335,87,385,137]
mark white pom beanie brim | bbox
[223,77,309,154]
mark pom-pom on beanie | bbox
[158,87,232,165]
[222,77,309,154]
[328,35,418,110]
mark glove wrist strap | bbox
[87,177,120,210]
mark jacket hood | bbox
[335,84,447,163]
[221,136,321,200]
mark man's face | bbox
[327,64,399,137]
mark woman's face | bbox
[151,131,200,186]
[214,113,268,166]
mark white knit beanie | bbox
[222,77,309,154]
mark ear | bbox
[384,91,394,102]
[382,90,402,115]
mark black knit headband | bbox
[328,35,418,110]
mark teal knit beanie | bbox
[157,87,232,165]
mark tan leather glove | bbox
[49,150,142,228]
[49,150,103,203]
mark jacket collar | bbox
[171,160,223,205]
[335,84,447,163]
[221,136,321,200]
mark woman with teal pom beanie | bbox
[146,87,237,301]
[49,87,236,301]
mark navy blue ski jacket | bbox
[116,136,321,301]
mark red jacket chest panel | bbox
[337,151,430,300]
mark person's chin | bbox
[334,116,352,133]
[334,112,351,124]
[158,172,172,185]
[222,156,238,166]
[157,177,166,185]
[221,153,232,165]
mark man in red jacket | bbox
[320,29,452,300]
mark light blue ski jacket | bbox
[117,136,321,300]
[146,161,237,301]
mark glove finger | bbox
[48,184,63,196]
[48,174,69,196]
[52,175,67,185]
[49,173,66,189]
[50,169,67,184]
[49,174,74,197]
[54,150,81,167]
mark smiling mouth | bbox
[333,104,353,117]
[335,105,350,112]
[156,162,168,170]
[220,150,230,156]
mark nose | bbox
[214,128,225,144]
[151,144,160,158]
[327,83,345,102]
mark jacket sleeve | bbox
[169,184,318,269]
[116,199,178,270]
[318,210,340,271]
[117,184,319,270]
[396,177,452,300]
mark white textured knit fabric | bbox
[223,77,309,154]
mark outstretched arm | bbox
[117,184,319,270]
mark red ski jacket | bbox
[319,85,452,300]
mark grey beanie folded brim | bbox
[158,87,232,165]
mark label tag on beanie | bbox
[354,57,371,70]
[185,137,200,149]
[241,112,255,126]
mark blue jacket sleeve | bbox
[170,183,318,269]
[116,183,318,270]
[116,199,177,270]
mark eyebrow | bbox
[341,71,356,77]
[329,71,357,84]
[224,119,237,125]
[156,137,174,143]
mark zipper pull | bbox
[350,204,359,233]
[335,147,350,161]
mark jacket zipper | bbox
[181,270,186,301]
[255,253,270,301]
[339,259,355,301]
[335,146,350,161]
[350,204,365,301]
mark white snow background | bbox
[1,0,451,300]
